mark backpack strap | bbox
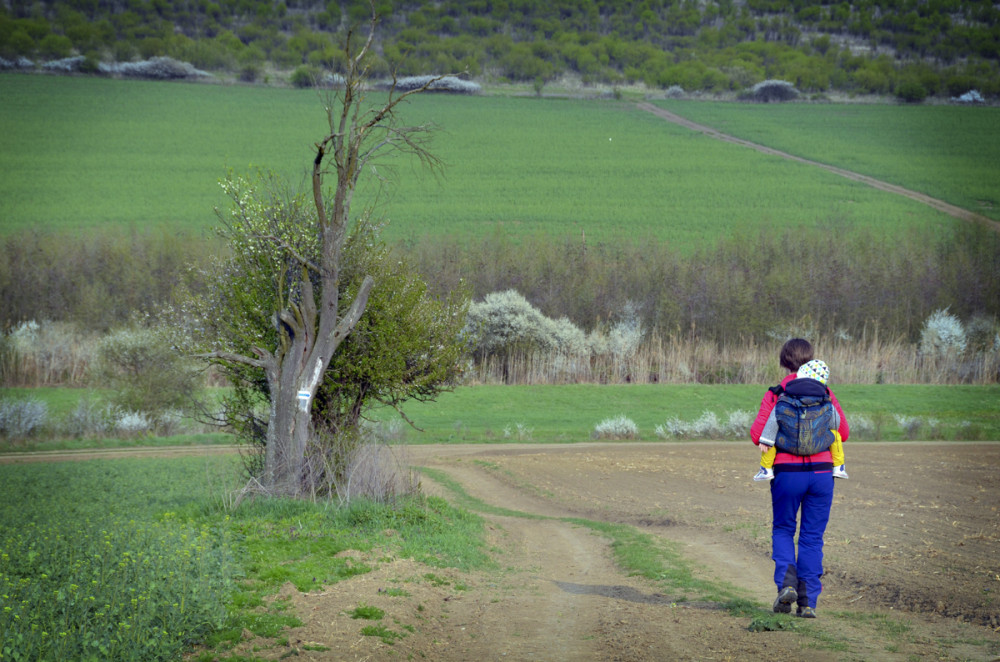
[768,385,784,397]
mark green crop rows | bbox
[3,75,993,250]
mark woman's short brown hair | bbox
[780,338,814,373]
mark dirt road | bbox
[637,102,1000,232]
[213,441,1000,661]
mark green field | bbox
[654,99,1000,223]
[2,74,990,248]
[6,383,997,446]
[380,383,1000,443]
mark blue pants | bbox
[770,470,834,609]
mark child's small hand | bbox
[761,444,771,454]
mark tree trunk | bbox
[260,274,374,496]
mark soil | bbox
[8,442,999,660]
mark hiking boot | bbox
[753,467,774,482]
[772,586,797,613]
[796,606,817,618]
[833,464,849,479]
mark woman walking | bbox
[750,338,850,617]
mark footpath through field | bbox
[637,102,1000,232]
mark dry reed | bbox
[464,329,1000,385]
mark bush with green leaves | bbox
[290,64,321,87]
[896,80,929,103]
[90,325,200,420]
[919,308,967,358]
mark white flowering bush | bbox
[99,57,208,80]
[465,290,587,359]
[0,56,33,70]
[953,90,984,104]
[382,75,481,94]
[655,410,748,439]
[919,308,967,358]
[0,398,48,440]
[593,415,638,440]
[894,414,923,440]
[724,410,754,437]
[42,55,86,72]
[607,301,644,361]
[747,79,799,102]
[61,399,120,438]
[848,414,875,439]
[115,411,153,436]
[503,423,533,441]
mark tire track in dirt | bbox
[414,450,850,662]
[637,101,1000,231]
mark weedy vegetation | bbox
[0,456,494,661]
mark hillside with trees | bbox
[1,0,997,100]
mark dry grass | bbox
[465,330,1000,385]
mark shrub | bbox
[0,56,34,70]
[91,325,200,417]
[465,290,585,360]
[61,398,120,438]
[100,56,209,80]
[952,90,985,104]
[966,314,999,353]
[894,414,923,440]
[0,397,48,440]
[2,320,95,387]
[664,85,685,98]
[592,415,638,440]
[115,410,153,436]
[42,55,86,72]
[746,79,799,103]
[334,442,420,505]
[896,80,928,103]
[502,422,533,441]
[655,410,748,439]
[381,75,481,94]
[290,64,321,87]
[848,414,876,440]
[919,308,967,358]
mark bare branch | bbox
[194,350,267,370]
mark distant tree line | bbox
[1,0,997,98]
[2,222,997,346]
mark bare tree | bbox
[198,10,445,496]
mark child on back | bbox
[754,359,849,482]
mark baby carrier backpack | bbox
[769,378,836,456]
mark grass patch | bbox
[349,604,385,620]
[360,624,405,645]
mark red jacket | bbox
[751,373,850,467]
